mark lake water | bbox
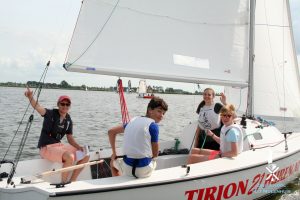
[0,86,299,199]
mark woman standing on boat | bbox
[188,104,243,163]
[108,97,168,178]
[193,88,227,150]
[24,87,89,183]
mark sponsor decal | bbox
[265,163,279,182]
[185,160,300,200]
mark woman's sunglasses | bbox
[60,103,70,107]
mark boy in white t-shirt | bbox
[108,97,168,178]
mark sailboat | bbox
[1,0,300,200]
[137,80,153,98]
[127,80,132,93]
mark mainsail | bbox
[64,0,250,87]
[64,0,300,118]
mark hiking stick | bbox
[21,159,103,183]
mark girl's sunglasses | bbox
[221,114,232,118]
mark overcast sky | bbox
[0,0,299,92]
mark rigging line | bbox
[5,61,50,185]
[184,125,197,166]
[1,61,50,162]
[185,84,201,164]
[193,84,199,118]
[235,88,242,113]
[251,132,299,150]
[48,0,78,61]
[263,0,281,108]
[246,90,249,116]
[193,84,196,114]
[184,84,200,163]
[7,115,34,186]
[64,0,84,65]
[281,0,287,131]
[103,160,112,177]
[66,0,120,67]
[251,138,286,150]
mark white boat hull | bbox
[1,121,300,200]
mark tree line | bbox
[0,80,218,95]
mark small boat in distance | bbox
[141,94,154,99]
[137,80,154,99]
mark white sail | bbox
[64,0,250,87]
[65,0,300,118]
[137,80,147,94]
[226,0,300,118]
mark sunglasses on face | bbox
[60,102,70,107]
[221,114,232,118]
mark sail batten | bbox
[65,0,250,87]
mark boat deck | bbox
[1,134,300,197]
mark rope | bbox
[281,0,287,131]
[64,0,120,66]
[244,129,297,150]
[251,138,288,150]
[200,133,207,149]
[2,61,51,185]
[117,79,130,125]
[262,0,281,106]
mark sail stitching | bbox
[101,1,248,26]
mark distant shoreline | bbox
[0,81,222,96]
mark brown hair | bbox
[220,104,236,118]
[147,96,168,111]
[196,88,215,114]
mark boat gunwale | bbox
[51,148,300,197]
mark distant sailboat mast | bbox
[128,80,131,93]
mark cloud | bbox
[1,0,299,91]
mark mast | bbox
[247,0,256,117]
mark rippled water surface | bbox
[0,87,299,199]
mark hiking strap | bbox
[131,159,139,179]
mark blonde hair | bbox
[220,104,236,118]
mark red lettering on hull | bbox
[184,160,300,200]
